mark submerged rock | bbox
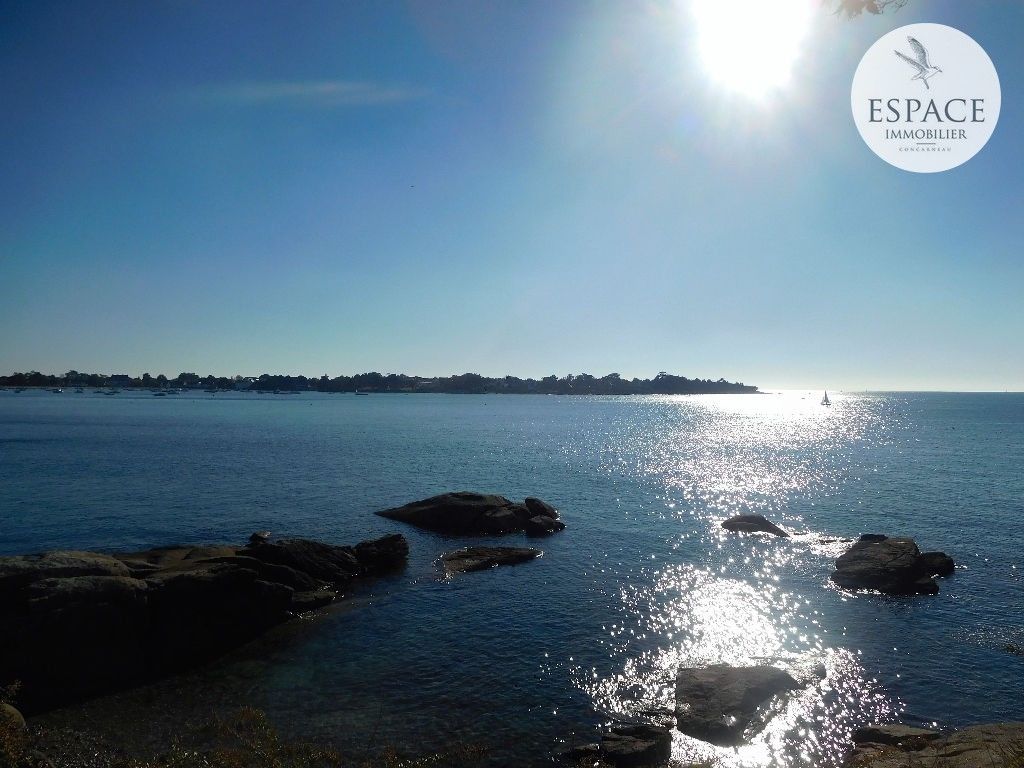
[0,533,408,714]
[721,514,788,537]
[675,664,801,746]
[555,723,672,768]
[846,722,1024,767]
[375,491,563,535]
[441,546,541,574]
[830,535,954,595]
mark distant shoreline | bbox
[0,370,758,396]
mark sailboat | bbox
[821,390,831,406]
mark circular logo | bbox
[851,23,1000,173]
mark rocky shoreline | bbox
[3,494,1018,768]
[0,532,408,715]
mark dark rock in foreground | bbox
[721,514,788,537]
[441,546,540,574]
[846,722,1024,767]
[675,664,801,746]
[830,535,954,595]
[0,533,408,714]
[600,723,672,767]
[375,491,563,535]
[556,723,672,767]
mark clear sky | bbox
[1,0,1021,391]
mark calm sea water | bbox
[1,390,1022,766]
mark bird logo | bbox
[895,37,942,89]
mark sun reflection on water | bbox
[573,561,900,766]
[566,392,905,766]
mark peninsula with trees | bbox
[0,370,758,395]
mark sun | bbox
[691,0,815,99]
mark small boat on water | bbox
[51,388,63,393]
[821,390,831,406]
[355,391,370,396]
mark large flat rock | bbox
[830,534,954,595]
[675,664,801,746]
[846,722,1024,767]
[441,546,541,574]
[0,532,408,714]
[375,491,564,535]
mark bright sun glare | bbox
[691,0,815,99]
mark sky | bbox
[1,0,1021,391]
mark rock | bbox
[0,551,131,604]
[354,533,410,574]
[859,533,888,542]
[143,564,295,672]
[243,538,361,583]
[290,589,337,612]
[524,515,566,536]
[830,535,954,595]
[675,664,801,746]
[637,707,677,730]
[845,722,1024,767]
[248,531,272,546]
[852,724,942,749]
[441,546,541,574]
[918,551,955,577]
[721,514,788,537]
[601,723,672,767]
[0,532,409,714]
[1,701,26,731]
[194,555,322,591]
[479,508,523,534]
[524,497,559,519]
[375,491,564,535]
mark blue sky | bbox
[1,0,1021,390]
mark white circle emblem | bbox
[851,23,1000,173]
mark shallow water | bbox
[2,390,1023,765]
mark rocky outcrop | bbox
[600,724,672,767]
[830,535,954,595]
[845,722,1024,767]
[375,491,564,535]
[721,514,788,537]
[557,723,672,767]
[675,664,801,746]
[524,515,565,536]
[441,546,540,574]
[0,533,408,714]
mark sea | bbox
[1,389,1022,766]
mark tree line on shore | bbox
[0,370,758,395]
